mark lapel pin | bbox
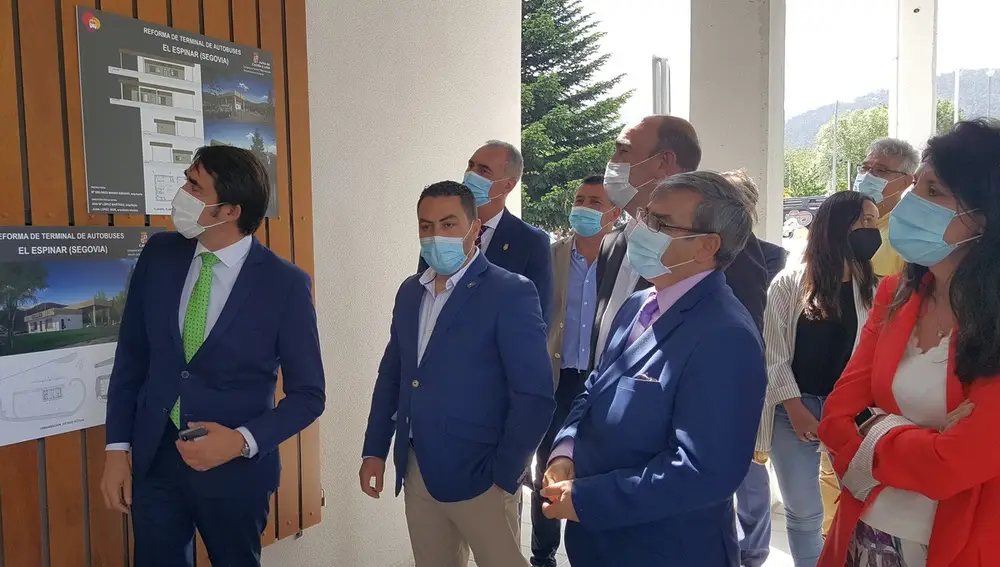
[503,243,510,251]
[467,281,477,288]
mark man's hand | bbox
[359,457,386,498]
[174,422,245,472]
[101,450,133,514]
[941,400,974,432]
[540,480,579,522]
[783,398,820,442]
[543,457,575,488]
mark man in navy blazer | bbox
[361,181,554,567]
[540,172,766,567]
[100,146,326,566]
[418,141,553,326]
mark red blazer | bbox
[818,274,1000,567]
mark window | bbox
[172,149,193,164]
[138,87,173,107]
[144,60,185,79]
[155,120,177,135]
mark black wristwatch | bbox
[854,408,874,427]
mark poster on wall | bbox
[76,7,279,217]
[0,226,161,447]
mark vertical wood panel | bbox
[18,0,89,566]
[283,0,321,530]
[85,427,127,567]
[0,0,23,224]
[170,0,200,33]
[256,0,300,540]
[0,442,43,567]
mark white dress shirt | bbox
[107,235,259,456]
[479,210,504,252]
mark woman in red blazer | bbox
[818,119,1000,567]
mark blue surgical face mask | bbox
[625,220,700,280]
[853,172,890,203]
[888,191,979,267]
[419,225,474,275]
[568,206,609,237]
[463,171,511,207]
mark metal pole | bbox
[830,100,839,193]
[651,56,671,115]
[953,68,961,125]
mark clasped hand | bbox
[540,457,579,522]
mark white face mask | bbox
[603,153,662,208]
[171,189,225,239]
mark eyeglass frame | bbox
[857,163,908,179]
[636,207,716,236]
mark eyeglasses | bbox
[636,207,712,235]
[857,164,907,179]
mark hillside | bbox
[785,68,999,148]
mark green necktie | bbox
[170,252,220,429]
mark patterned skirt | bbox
[846,521,928,567]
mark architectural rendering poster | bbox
[77,7,279,217]
[0,226,162,447]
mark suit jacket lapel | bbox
[590,230,627,365]
[485,208,515,261]
[397,278,425,370]
[420,254,489,366]
[190,238,264,365]
[168,237,198,356]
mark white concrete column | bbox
[261,1,521,566]
[689,0,785,244]
[889,0,938,149]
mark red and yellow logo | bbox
[81,12,101,31]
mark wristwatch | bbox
[240,438,251,458]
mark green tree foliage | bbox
[0,262,48,351]
[521,0,631,232]
[784,148,825,197]
[785,100,960,197]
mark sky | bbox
[31,259,134,306]
[584,0,1000,124]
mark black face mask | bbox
[848,227,882,262]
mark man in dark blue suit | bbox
[361,181,554,567]
[100,146,326,566]
[418,141,553,326]
[540,172,766,567]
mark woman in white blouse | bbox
[756,191,881,567]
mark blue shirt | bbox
[559,241,598,370]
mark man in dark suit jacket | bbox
[100,146,326,567]
[590,116,770,370]
[361,181,553,567]
[418,141,553,326]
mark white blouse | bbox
[860,333,950,544]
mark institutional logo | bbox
[253,52,260,64]
[139,231,149,246]
[81,11,101,31]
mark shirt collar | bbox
[194,235,252,268]
[419,248,481,294]
[654,270,713,314]
[482,210,504,230]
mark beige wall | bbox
[261,0,521,565]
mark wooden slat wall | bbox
[0,2,319,566]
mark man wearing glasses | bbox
[851,138,919,277]
[538,172,766,567]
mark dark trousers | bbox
[530,367,588,567]
[131,424,271,567]
[736,462,772,567]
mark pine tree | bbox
[521,0,632,233]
